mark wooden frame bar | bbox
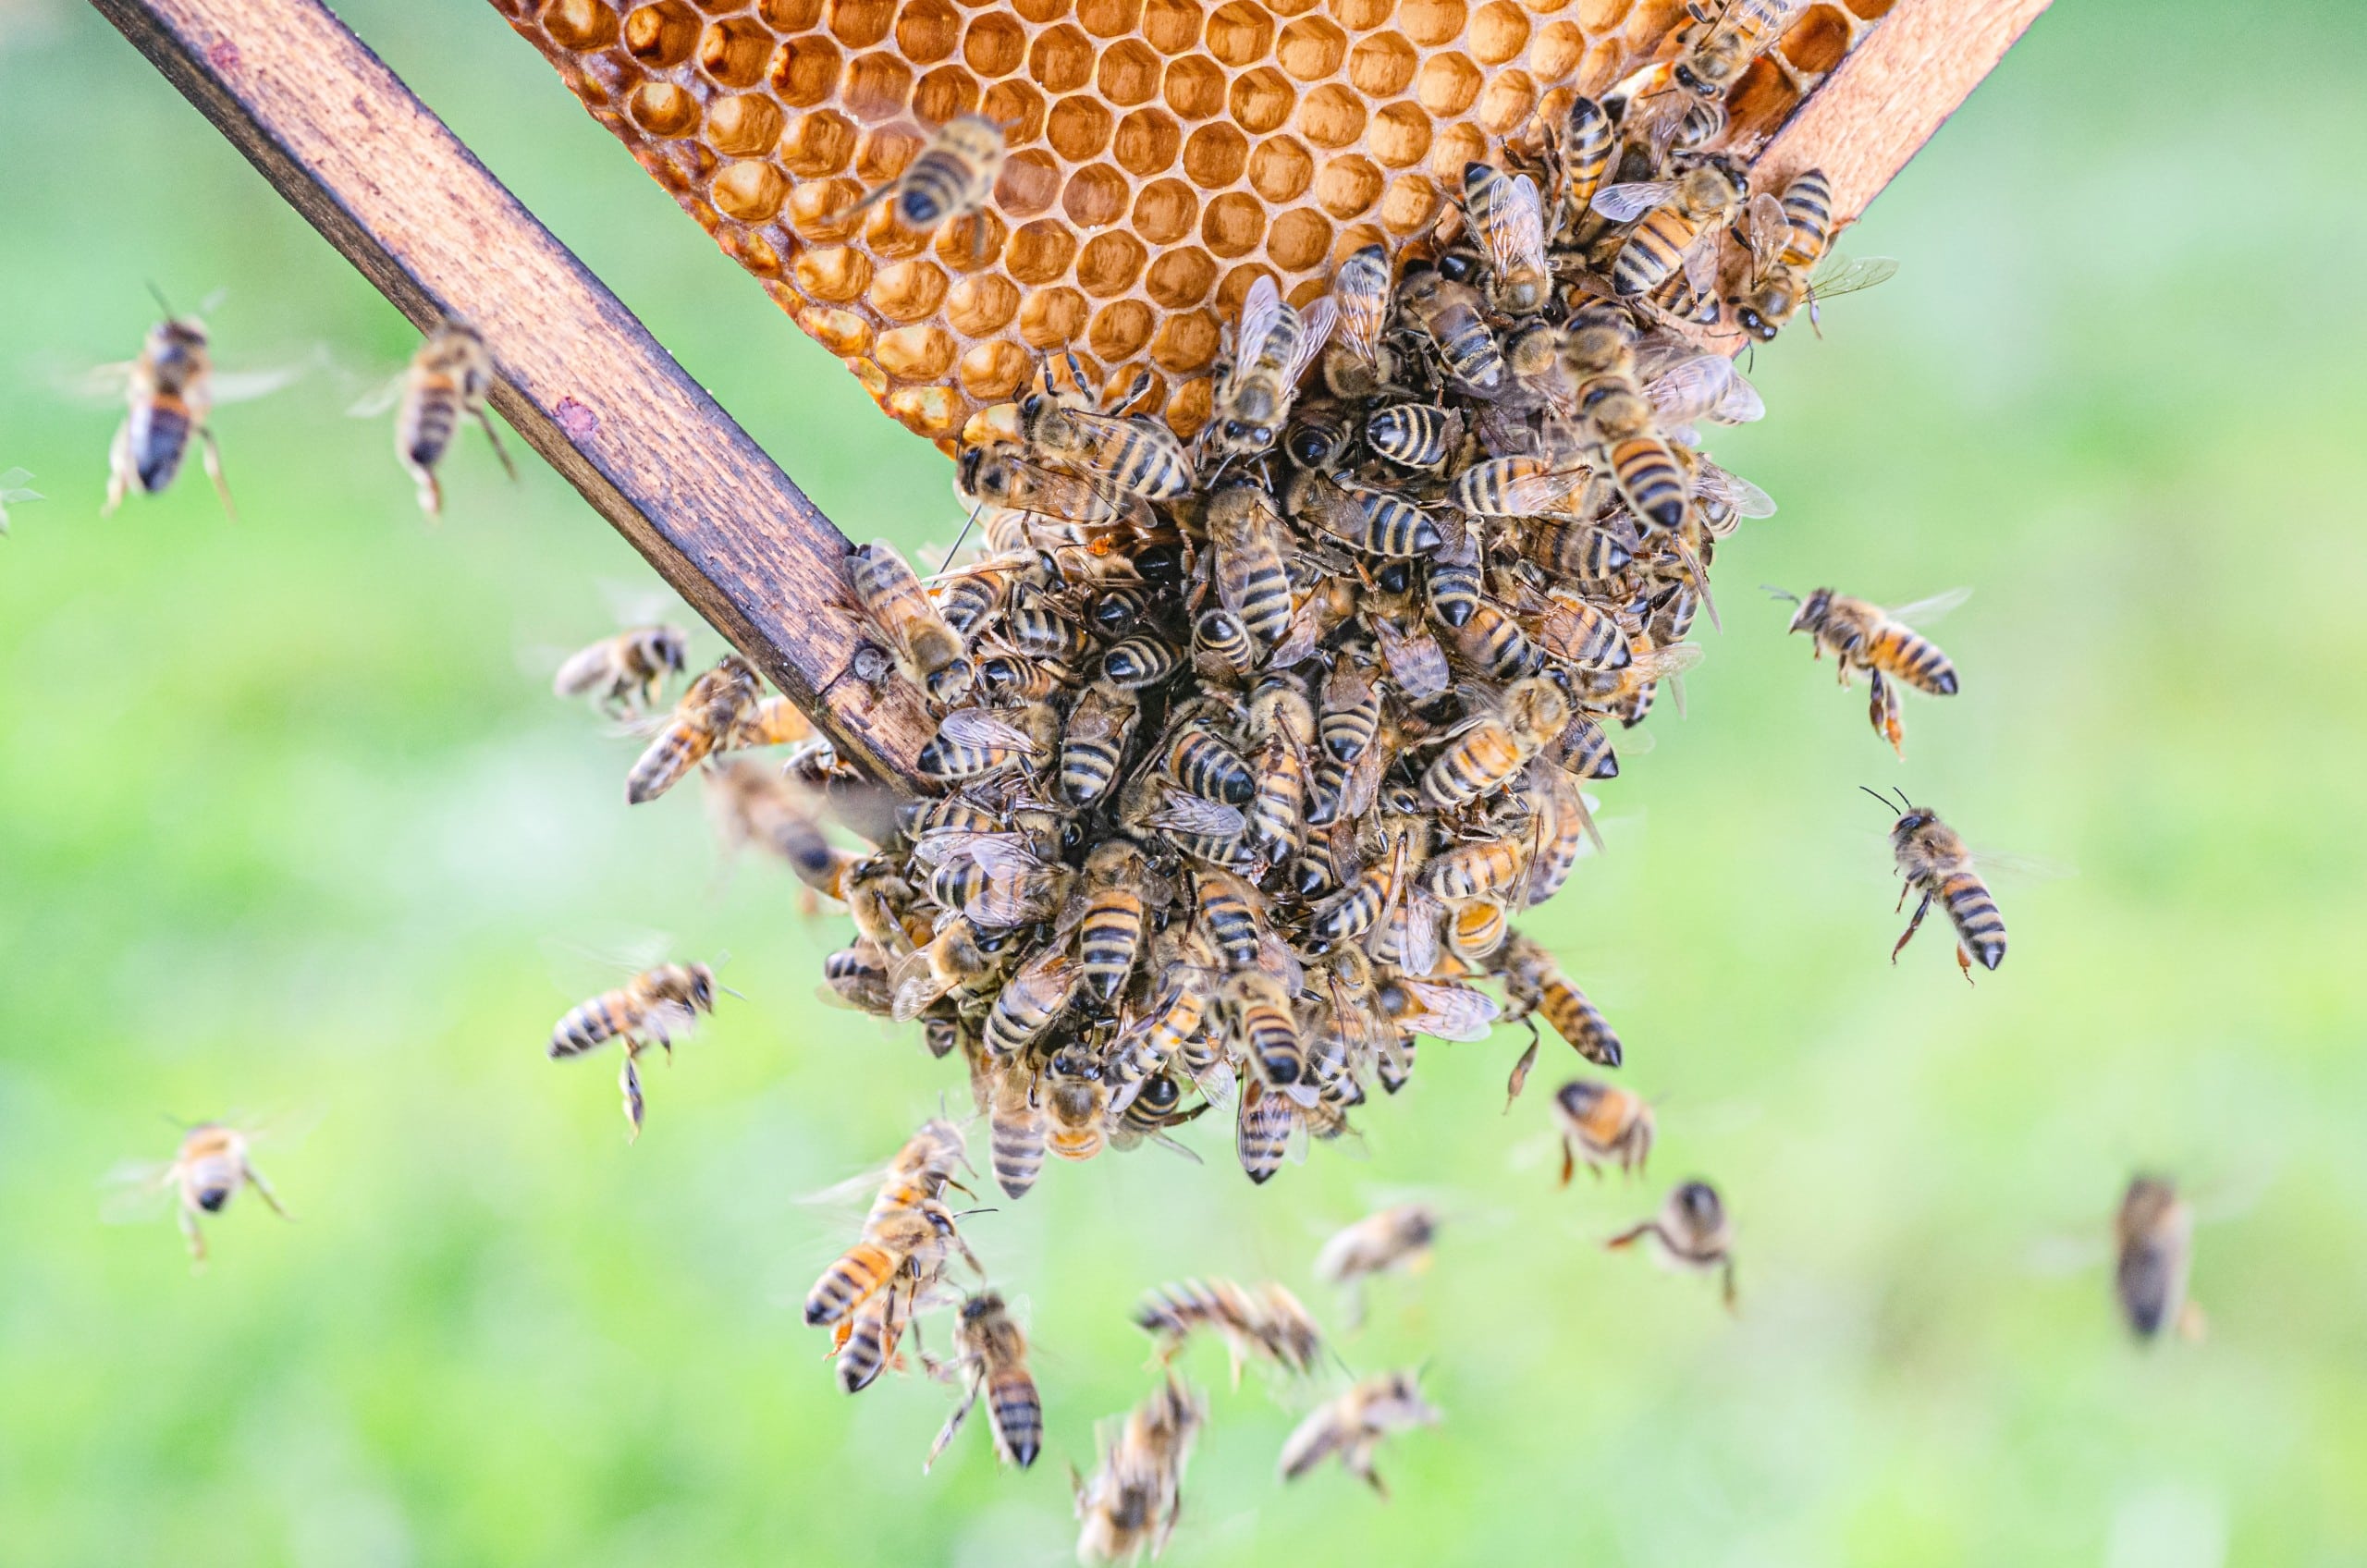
[87,0,938,790]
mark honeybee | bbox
[1314,1203,1438,1326]
[1522,513,1637,580]
[1366,402,1461,471]
[1521,766,1601,903]
[1058,680,1143,805]
[981,937,1084,1058]
[960,446,1134,529]
[1868,786,2007,977]
[1607,1178,1736,1309]
[1448,452,1599,519]
[1278,1369,1441,1498]
[387,320,513,516]
[1235,1077,1300,1183]
[917,704,1049,782]
[926,1290,1044,1470]
[848,538,976,705]
[0,467,43,534]
[1461,162,1551,315]
[703,757,860,896]
[1377,975,1502,1043]
[1019,361,1194,499]
[1733,169,1898,339]
[890,914,995,1021]
[1109,1069,1210,1155]
[1396,267,1505,391]
[1109,935,1220,1096]
[1496,931,1622,1066]
[103,307,241,518]
[1421,676,1570,808]
[2115,1175,2202,1343]
[1548,93,1614,228]
[821,942,893,1013]
[1285,467,1442,558]
[113,1121,292,1267]
[1563,317,1691,535]
[1590,163,1745,301]
[547,962,726,1139]
[804,1189,980,1327]
[1203,477,1295,653]
[1672,0,1799,99]
[624,653,762,803]
[1554,1078,1653,1182]
[834,1270,922,1393]
[1330,242,1394,372]
[552,624,690,717]
[828,113,1007,263]
[1208,274,1338,459]
[1134,1278,1326,1382]
[1772,586,1964,756]
[1073,1373,1206,1564]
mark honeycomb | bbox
[492,0,1891,448]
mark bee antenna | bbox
[146,280,178,319]
[1892,785,1915,814]
[938,503,985,576]
[1760,584,1798,604]
[1858,784,1901,815]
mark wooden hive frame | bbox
[89,0,2052,798]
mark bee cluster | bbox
[791,71,1864,1203]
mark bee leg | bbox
[1720,1258,1738,1314]
[1956,944,1976,986]
[1558,1137,1576,1189]
[1604,1220,1654,1251]
[1347,1443,1391,1501]
[104,420,134,516]
[926,1366,984,1474]
[178,1202,208,1268]
[820,178,898,230]
[410,459,444,518]
[244,1162,293,1221]
[473,406,521,483]
[619,1052,645,1141]
[1891,892,1933,964]
[198,425,238,522]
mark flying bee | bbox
[833,1270,922,1393]
[917,704,1048,782]
[111,1121,292,1267]
[926,1291,1043,1470]
[0,467,43,534]
[552,624,690,717]
[1732,169,1899,339]
[1869,787,2007,977]
[827,112,1006,263]
[1672,0,1798,98]
[1365,403,1461,471]
[981,937,1085,1058]
[2115,1175,2201,1342]
[1018,363,1194,499]
[804,1192,980,1327]
[1590,163,1744,301]
[381,319,514,516]
[1284,467,1441,558]
[1461,162,1551,315]
[1772,586,1965,756]
[1208,273,1338,459]
[844,541,973,706]
[1496,931,1622,1066]
[101,305,254,519]
[1396,267,1505,391]
[1314,1204,1438,1326]
[1278,1369,1441,1499]
[1059,680,1142,805]
[1377,975,1502,1043]
[1204,477,1295,652]
[703,757,859,897]
[1608,1178,1736,1309]
[547,962,726,1140]
[1073,1374,1205,1565]
[1134,1278,1325,1381]
[1554,1079,1654,1182]
[1421,676,1570,808]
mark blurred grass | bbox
[3,0,2365,1562]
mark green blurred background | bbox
[5,0,2364,1562]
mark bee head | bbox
[653,626,690,673]
[926,657,976,707]
[1674,1180,1723,1227]
[1554,1079,1605,1119]
[1220,419,1275,452]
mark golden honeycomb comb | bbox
[494,0,1894,450]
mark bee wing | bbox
[56,359,136,405]
[1742,192,1790,274]
[1681,232,1725,299]
[937,707,1048,753]
[1394,979,1501,1041]
[1287,295,1340,386]
[598,577,691,630]
[1806,253,1900,300]
[1141,790,1246,839]
[968,872,1065,928]
[98,1160,178,1224]
[343,369,408,418]
[1482,173,1549,277]
[1229,275,1284,387]
[1588,180,1673,224]
[1884,586,1972,628]
[1968,849,2077,882]
[1257,933,1306,997]
[540,931,678,995]
[1642,353,1738,428]
[1692,459,1777,519]
[1711,362,1766,424]
[1387,888,1445,977]
[209,350,323,405]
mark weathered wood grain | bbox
[87,0,937,792]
